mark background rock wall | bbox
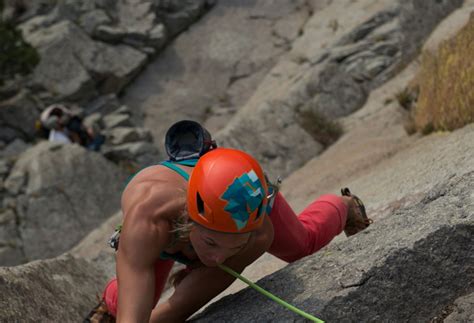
[1,142,126,266]
[216,0,463,178]
[0,1,473,322]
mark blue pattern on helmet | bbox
[221,170,264,230]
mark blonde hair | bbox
[168,189,194,244]
[167,194,196,288]
[169,212,194,241]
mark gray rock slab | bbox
[95,24,126,42]
[0,90,40,143]
[114,105,132,115]
[193,171,474,322]
[215,0,462,178]
[3,142,126,263]
[2,1,56,23]
[105,127,152,145]
[444,292,474,323]
[0,139,31,160]
[0,209,24,266]
[0,209,20,241]
[303,63,368,119]
[25,20,147,102]
[103,113,133,129]
[0,209,15,225]
[83,94,122,116]
[79,9,112,35]
[122,0,311,144]
[0,128,18,147]
[82,112,103,131]
[0,245,26,267]
[15,11,57,34]
[27,21,96,101]
[80,43,148,95]
[156,0,211,38]
[101,141,158,162]
[71,211,122,281]
[146,23,167,49]
[3,170,25,195]
[0,254,107,322]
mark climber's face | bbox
[189,225,250,267]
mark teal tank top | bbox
[119,158,275,265]
[158,159,197,265]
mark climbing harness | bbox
[108,224,122,250]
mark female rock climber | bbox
[86,146,371,322]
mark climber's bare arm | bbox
[116,179,183,323]
[150,216,274,323]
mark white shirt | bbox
[48,129,71,144]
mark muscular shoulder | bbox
[118,165,189,265]
[121,165,188,224]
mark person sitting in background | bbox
[40,104,73,144]
[38,104,104,151]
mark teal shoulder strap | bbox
[160,161,190,180]
[125,159,197,186]
[123,159,198,188]
[160,159,198,181]
[173,159,199,167]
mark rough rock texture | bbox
[0,254,107,323]
[87,103,159,168]
[71,211,122,281]
[0,90,40,143]
[216,0,463,178]
[0,209,24,266]
[22,20,147,103]
[0,139,32,161]
[8,0,214,105]
[122,0,313,156]
[0,142,126,265]
[284,0,474,213]
[221,6,474,300]
[192,3,474,298]
[13,0,214,55]
[444,292,474,323]
[193,169,474,322]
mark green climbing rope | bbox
[218,264,324,323]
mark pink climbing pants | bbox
[268,193,347,262]
[103,192,347,316]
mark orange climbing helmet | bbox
[187,147,269,233]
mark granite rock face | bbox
[23,20,147,103]
[216,0,463,178]
[0,142,126,265]
[0,90,40,143]
[193,171,474,322]
[0,254,107,323]
[122,0,314,149]
[444,292,474,323]
[9,0,215,104]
